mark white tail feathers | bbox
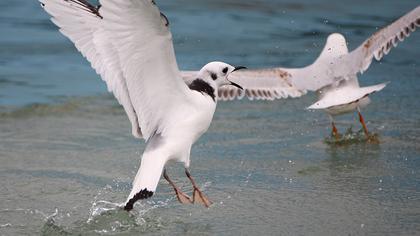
[307,82,388,110]
[125,149,167,209]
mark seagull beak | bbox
[229,81,243,90]
[227,66,246,90]
[232,66,247,72]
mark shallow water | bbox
[1,0,420,235]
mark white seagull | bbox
[183,6,420,138]
[40,0,245,211]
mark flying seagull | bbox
[40,0,245,211]
[183,6,420,138]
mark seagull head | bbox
[198,61,246,90]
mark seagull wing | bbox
[214,6,419,94]
[181,69,307,101]
[41,0,192,140]
[293,6,420,91]
[332,6,420,78]
[297,6,420,91]
[40,0,142,138]
[330,6,420,78]
[99,0,191,141]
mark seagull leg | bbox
[185,169,212,208]
[163,169,192,204]
[357,107,369,138]
[332,122,340,138]
[329,115,340,138]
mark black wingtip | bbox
[63,0,103,19]
[124,189,154,211]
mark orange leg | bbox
[163,169,192,204]
[331,121,340,138]
[357,110,369,138]
[329,115,340,138]
[185,169,212,208]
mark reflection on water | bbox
[324,140,381,173]
[1,0,420,235]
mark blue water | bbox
[0,0,420,235]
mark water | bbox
[1,0,420,235]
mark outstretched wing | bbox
[209,6,419,95]
[41,0,192,140]
[294,6,420,91]
[299,5,420,90]
[99,0,191,140]
[335,6,420,77]
[40,0,143,138]
[181,69,306,101]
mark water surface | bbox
[1,0,420,235]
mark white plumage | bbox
[182,6,419,137]
[183,69,306,101]
[198,6,419,101]
[41,0,142,138]
[40,0,244,210]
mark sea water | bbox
[1,0,419,235]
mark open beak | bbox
[229,81,243,90]
[228,66,246,90]
[232,66,247,72]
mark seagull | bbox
[40,0,245,211]
[182,6,420,138]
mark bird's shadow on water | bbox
[297,141,381,177]
[323,134,382,174]
[297,127,382,176]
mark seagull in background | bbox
[183,6,420,139]
[40,0,245,211]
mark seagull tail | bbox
[124,149,167,211]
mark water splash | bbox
[324,127,380,146]
[0,223,12,228]
[75,184,181,234]
[0,207,70,235]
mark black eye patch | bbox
[211,73,217,80]
[222,67,228,74]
